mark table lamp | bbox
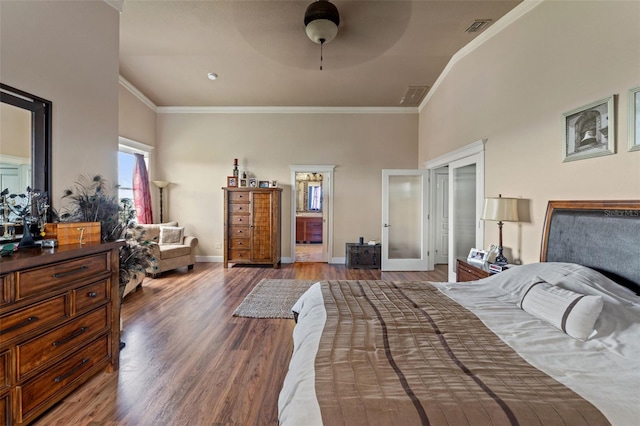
[482,194,519,266]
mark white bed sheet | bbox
[278,263,640,425]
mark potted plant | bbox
[59,175,154,298]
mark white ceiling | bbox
[119,0,522,108]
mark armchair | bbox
[136,222,198,278]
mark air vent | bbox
[465,19,492,33]
[400,86,429,106]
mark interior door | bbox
[381,169,429,271]
[447,155,484,281]
[435,171,449,264]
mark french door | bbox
[381,169,429,271]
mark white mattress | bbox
[278,263,640,425]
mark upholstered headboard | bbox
[540,200,640,294]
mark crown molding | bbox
[119,76,158,112]
[103,0,123,13]
[419,0,544,112]
[157,106,418,114]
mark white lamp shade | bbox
[152,180,170,189]
[482,197,519,222]
[305,19,338,44]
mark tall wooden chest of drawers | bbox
[346,243,381,269]
[0,241,122,425]
[223,188,282,269]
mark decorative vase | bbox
[18,220,36,248]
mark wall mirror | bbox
[295,172,323,214]
[0,83,52,216]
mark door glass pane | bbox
[452,164,476,259]
[388,175,421,259]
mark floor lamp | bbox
[152,180,170,223]
[482,194,519,266]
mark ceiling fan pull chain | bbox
[320,40,324,71]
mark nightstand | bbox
[456,258,490,282]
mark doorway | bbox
[290,165,335,263]
[426,140,485,281]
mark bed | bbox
[278,200,640,425]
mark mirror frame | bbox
[0,83,52,212]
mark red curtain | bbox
[133,153,153,224]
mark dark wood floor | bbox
[35,262,448,425]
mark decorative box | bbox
[43,222,101,245]
[346,243,381,269]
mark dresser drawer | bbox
[0,274,10,306]
[0,351,8,390]
[456,259,490,282]
[229,226,250,239]
[229,238,250,250]
[230,215,250,226]
[0,392,9,426]
[0,295,68,345]
[228,191,250,203]
[229,203,250,214]
[17,306,108,380]
[228,249,250,262]
[18,334,110,422]
[16,253,110,300]
[74,279,109,313]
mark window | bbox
[118,151,136,201]
[118,137,152,202]
[308,184,322,211]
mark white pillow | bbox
[517,276,603,340]
[159,226,184,245]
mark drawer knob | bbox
[52,326,88,347]
[53,265,89,279]
[88,292,98,298]
[0,316,39,336]
[54,357,89,383]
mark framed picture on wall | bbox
[562,95,615,162]
[629,86,640,152]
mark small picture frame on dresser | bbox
[467,248,488,265]
[259,180,270,188]
[249,178,258,188]
[227,176,238,188]
[239,178,247,187]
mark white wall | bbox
[156,111,418,259]
[419,0,640,264]
[0,1,120,210]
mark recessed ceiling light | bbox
[207,72,218,80]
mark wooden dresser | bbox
[223,188,282,269]
[295,216,322,244]
[0,241,122,425]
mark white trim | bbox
[0,154,30,165]
[119,76,158,112]
[419,0,544,111]
[424,139,486,170]
[195,255,222,263]
[118,136,154,156]
[158,106,417,115]
[290,165,335,265]
[289,165,336,172]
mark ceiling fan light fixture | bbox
[304,0,340,45]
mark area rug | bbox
[233,279,318,319]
